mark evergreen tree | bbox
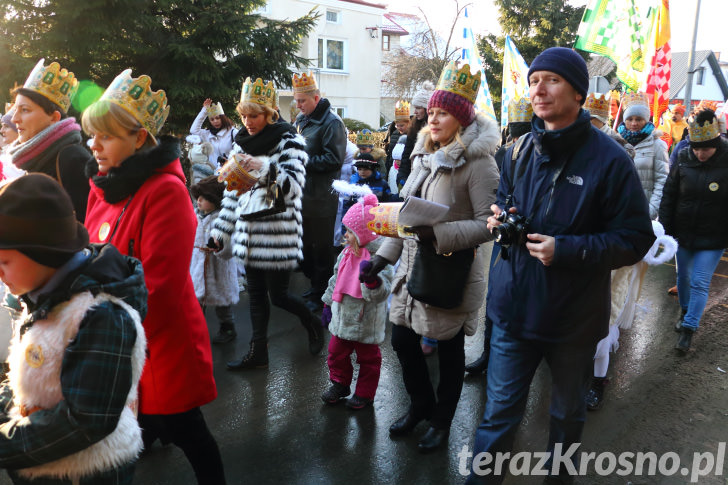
[0,0,317,132]
[477,0,586,117]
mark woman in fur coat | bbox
[211,78,323,370]
[82,70,225,484]
[361,64,501,452]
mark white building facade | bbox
[259,0,387,128]
[670,50,728,107]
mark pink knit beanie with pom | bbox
[342,193,379,246]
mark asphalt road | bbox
[2,244,726,484]
[129,246,728,484]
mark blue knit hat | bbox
[528,47,589,105]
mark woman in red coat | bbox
[82,70,225,484]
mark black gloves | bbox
[207,237,223,251]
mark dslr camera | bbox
[491,211,529,247]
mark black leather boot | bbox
[389,413,425,436]
[301,312,324,355]
[226,341,269,370]
[586,376,608,411]
[675,327,694,352]
[418,426,450,453]
[465,348,490,375]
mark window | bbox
[696,67,705,85]
[332,107,346,118]
[382,34,390,51]
[326,10,340,23]
[318,38,345,71]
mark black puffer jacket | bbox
[294,98,346,217]
[659,137,728,250]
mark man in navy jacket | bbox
[467,48,655,484]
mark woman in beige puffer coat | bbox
[365,74,500,451]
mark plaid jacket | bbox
[0,244,147,480]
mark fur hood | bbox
[410,113,500,170]
[401,113,500,200]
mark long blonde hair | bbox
[421,124,466,153]
[81,101,157,150]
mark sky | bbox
[383,0,728,60]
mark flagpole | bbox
[683,0,702,111]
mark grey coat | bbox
[190,209,239,306]
[376,113,501,340]
[322,238,394,345]
[632,131,669,219]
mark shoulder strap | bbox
[508,133,533,189]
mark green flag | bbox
[575,0,658,91]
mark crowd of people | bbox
[0,44,726,484]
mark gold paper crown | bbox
[206,102,224,118]
[507,96,533,123]
[241,78,277,109]
[394,101,410,121]
[292,71,318,93]
[622,92,649,111]
[688,117,721,143]
[367,203,410,238]
[435,62,481,104]
[22,59,78,114]
[609,90,621,101]
[696,100,718,113]
[356,129,374,146]
[100,69,170,136]
[584,93,610,119]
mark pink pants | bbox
[327,335,382,400]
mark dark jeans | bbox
[245,266,311,343]
[301,215,336,297]
[139,407,225,485]
[467,324,596,484]
[391,324,465,429]
[482,313,493,353]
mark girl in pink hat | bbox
[320,193,394,410]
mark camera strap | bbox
[505,133,572,226]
